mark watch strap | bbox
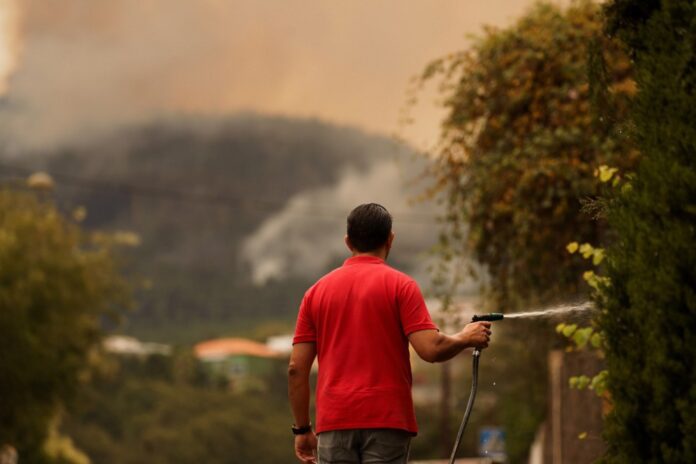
[292,423,312,435]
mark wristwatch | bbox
[292,423,312,435]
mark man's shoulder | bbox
[305,266,345,294]
[384,264,415,281]
[306,262,417,294]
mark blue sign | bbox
[479,427,506,460]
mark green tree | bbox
[410,2,637,461]
[597,1,696,462]
[0,188,129,462]
[415,0,635,310]
[62,353,295,464]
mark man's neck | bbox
[351,249,387,260]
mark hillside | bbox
[2,115,417,343]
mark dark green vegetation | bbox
[416,2,636,461]
[62,352,295,464]
[0,190,129,463]
[3,115,406,343]
[598,1,696,462]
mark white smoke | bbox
[241,159,439,285]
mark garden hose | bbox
[448,313,504,464]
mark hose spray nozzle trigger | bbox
[471,313,504,322]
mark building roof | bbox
[103,335,172,356]
[266,334,294,354]
[194,337,282,360]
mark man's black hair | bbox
[346,203,392,252]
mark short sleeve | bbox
[293,292,317,344]
[398,279,438,336]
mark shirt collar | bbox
[343,255,385,266]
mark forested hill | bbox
[4,115,414,343]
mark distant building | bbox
[103,335,172,356]
[266,334,294,355]
[194,337,285,391]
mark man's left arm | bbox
[288,342,317,463]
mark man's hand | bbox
[294,431,317,463]
[409,320,492,363]
[459,321,492,349]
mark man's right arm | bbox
[288,342,317,464]
[408,322,491,363]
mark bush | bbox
[0,189,129,462]
[599,1,696,462]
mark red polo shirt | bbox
[293,255,438,434]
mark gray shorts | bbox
[317,428,412,464]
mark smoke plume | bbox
[0,0,537,152]
[241,159,438,285]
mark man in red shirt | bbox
[288,203,491,463]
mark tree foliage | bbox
[411,2,639,461]
[0,188,129,462]
[417,1,636,309]
[62,352,295,464]
[597,1,696,462]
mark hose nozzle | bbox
[471,313,504,322]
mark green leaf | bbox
[589,370,608,396]
[556,323,566,334]
[562,324,578,337]
[597,165,619,182]
[579,243,594,259]
[570,375,591,389]
[590,332,603,348]
[583,270,596,285]
[572,327,593,348]
[566,242,579,253]
[592,248,605,265]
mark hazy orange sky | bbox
[0,0,569,151]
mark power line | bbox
[0,162,440,224]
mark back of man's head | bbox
[346,203,392,252]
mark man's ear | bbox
[344,235,354,252]
[383,231,396,260]
[387,231,395,248]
